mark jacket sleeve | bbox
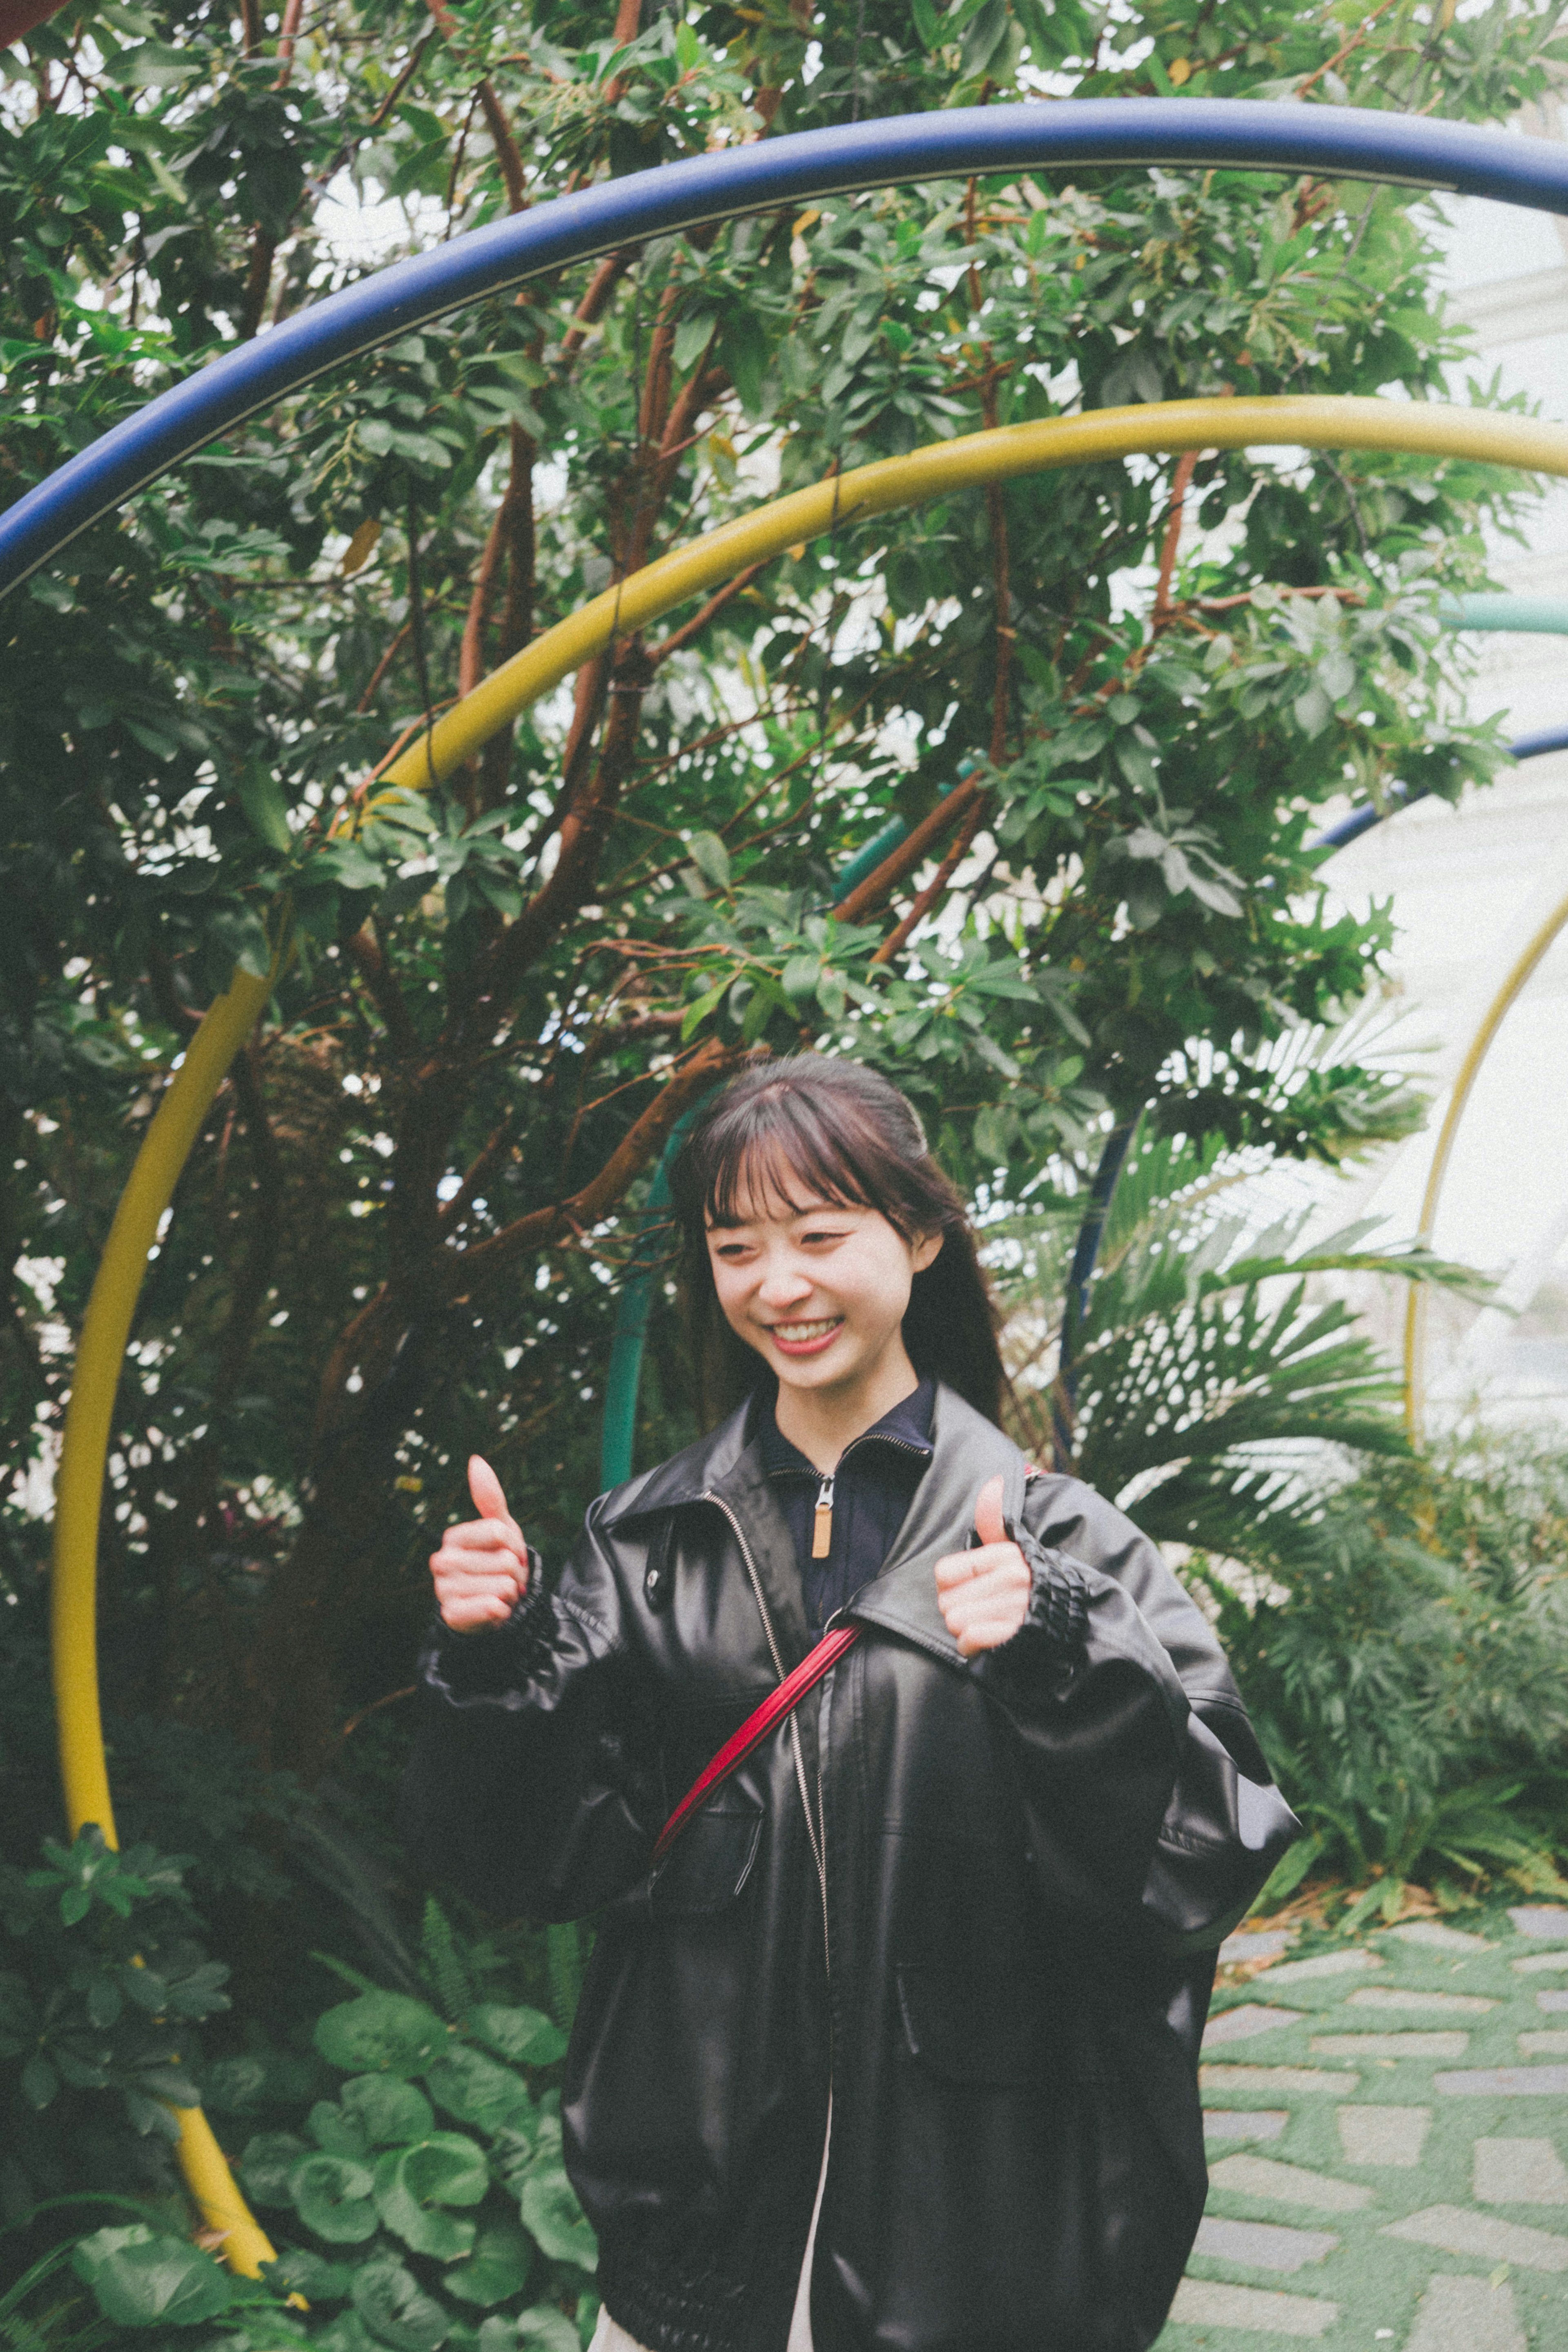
[398,1494,661,1921]
[974,1476,1297,1959]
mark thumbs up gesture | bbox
[429,1456,530,1632]
[933,1474,1032,1658]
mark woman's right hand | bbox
[430,1456,530,1632]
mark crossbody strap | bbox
[652,1624,860,1872]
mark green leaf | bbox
[72,2226,233,2326]
[673,309,718,373]
[288,2152,379,2243]
[519,2168,598,2272]
[960,0,1009,77]
[681,975,731,1043]
[686,831,732,890]
[235,768,293,853]
[105,39,200,85]
[20,2053,58,2109]
[316,840,386,893]
[718,309,770,418]
[445,2214,534,2307]
[342,2073,436,2147]
[515,2307,580,2352]
[314,1991,448,2078]
[352,2253,451,2352]
[309,2098,372,2157]
[373,2136,488,2258]
[426,2044,536,2132]
[466,2004,566,2067]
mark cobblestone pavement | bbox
[1155,1900,1568,2352]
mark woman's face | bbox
[705,1175,941,1400]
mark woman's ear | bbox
[911,1228,944,1274]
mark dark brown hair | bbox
[669,1055,1005,1425]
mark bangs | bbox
[698,1086,900,1231]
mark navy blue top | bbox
[757,1378,935,1632]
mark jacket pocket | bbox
[895,1960,1057,2086]
[648,1794,764,1917]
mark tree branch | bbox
[563,250,637,359]
[833,776,984,926]
[870,794,989,966]
[477,77,527,212]
[347,925,420,1060]
[1152,447,1198,621]
[648,561,766,667]
[446,1034,737,1295]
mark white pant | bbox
[589,2100,831,2352]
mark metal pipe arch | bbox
[6,99,1568,602]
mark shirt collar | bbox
[759,1376,935,1478]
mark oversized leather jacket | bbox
[401,1383,1298,2352]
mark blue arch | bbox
[4,99,1568,598]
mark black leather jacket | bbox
[402,1384,1297,2352]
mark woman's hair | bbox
[668,1055,1006,1426]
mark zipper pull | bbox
[811,1472,835,1561]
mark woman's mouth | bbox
[766,1316,844,1358]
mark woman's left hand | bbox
[934,1475,1032,1657]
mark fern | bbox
[420,1897,474,2024]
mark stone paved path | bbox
[1154,1901,1568,2351]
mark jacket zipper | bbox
[702,1489,832,1979]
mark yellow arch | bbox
[1403,888,1568,1440]
[52,393,1568,2267]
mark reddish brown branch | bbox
[563,251,636,358]
[649,562,766,667]
[833,777,984,927]
[871,795,989,966]
[449,1034,737,1295]
[1152,448,1198,621]
[478,78,527,212]
[459,504,508,704]
[273,0,304,86]
[347,925,420,1059]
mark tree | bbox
[2,0,1565,1779]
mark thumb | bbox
[973,1473,1007,1550]
[468,1454,521,1540]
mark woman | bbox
[402,1056,1296,2352]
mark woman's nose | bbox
[757,1265,813,1308]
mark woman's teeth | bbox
[772,1318,842,1342]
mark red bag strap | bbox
[652,1624,860,1872]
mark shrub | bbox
[1211,1440,1568,1922]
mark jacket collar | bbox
[599,1380,1028,1673]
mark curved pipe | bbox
[1403,886,1568,1439]
[369,399,1568,804]
[5,99,1568,601]
[51,958,279,2276]
[53,396,1568,2247]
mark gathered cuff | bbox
[989,1525,1089,1674]
[424,1548,553,1697]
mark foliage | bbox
[2,0,1567,1786]
[996,1101,1484,1552]
[0,1841,598,2350]
[0,1827,226,2232]
[1218,1440,1568,1921]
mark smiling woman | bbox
[670,1054,995,1435]
[404,1051,1298,2352]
